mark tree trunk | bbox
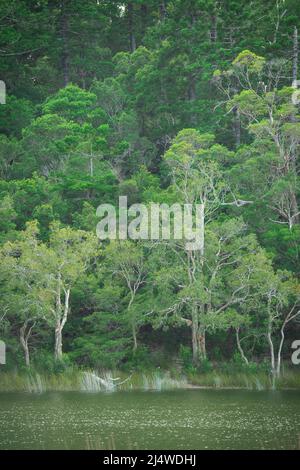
[132,321,138,352]
[293,26,298,85]
[54,287,70,360]
[20,320,35,367]
[276,325,286,377]
[188,75,197,126]
[191,307,199,364]
[236,327,249,365]
[61,0,70,86]
[233,106,241,147]
[89,154,94,178]
[128,3,136,53]
[20,324,30,367]
[210,15,217,43]
[140,4,148,35]
[198,325,206,360]
[267,328,275,375]
[199,203,204,261]
[290,190,299,226]
[54,321,63,360]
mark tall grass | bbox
[187,369,300,390]
[120,371,187,391]
[0,368,299,392]
[0,369,187,392]
[81,370,187,391]
[0,367,82,392]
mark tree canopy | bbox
[0,0,300,378]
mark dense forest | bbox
[0,0,300,383]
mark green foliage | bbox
[0,96,34,137]
[0,0,300,379]
[42,85,97,123]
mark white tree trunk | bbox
[20,320,35,367]
[20,324,30,367]
[54,288,70,360]
[54,321,63,360]
[267,329,276,375]
[132,321,138,352]
[236,327,249,365]
[191,308,199,364]
[276,326,285,377]
[293,26,298,85]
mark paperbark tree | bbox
[47,223,98,360]
[1,220,99,361]
[215,50,300,228]
[0,226,48,367]
[20,320,35,367]
[105,241,147,351]
[152,218,272,365]
[260,272,300,377]
[156,129,255,364]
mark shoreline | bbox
[0,386,299,392]
[1,369,300,392]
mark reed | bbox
[0,368,300,392]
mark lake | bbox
[0,390,299,449]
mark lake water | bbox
[0,390,299,449]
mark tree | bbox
[158,128,252,363]
[1,221,99,361]
[41,222,99,360]
[0,224,47,366]
[0,195,17,243]
[151,215,273,365]
[104,240,148,351]
[0,0,300,376]
[216,51,300,229]
[21,114,83,176]
[258,270,300,377]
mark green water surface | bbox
[0,390,299,449]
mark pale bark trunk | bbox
[276,326,285,377]
[132,321,138,352]
[199,203,204,261]
[54,287,70,360]
[54,321,63,360]
[89,155,94,177]
[290,190,299,226]
[191,307,199,364]
[276,308,300,376]
[20,320,35,367]
[128,291,138,351]
[267,329,275,375]
[20,325,30,367]
[233,106,241,147]
[293,26,298,85]
[236,327,249,365]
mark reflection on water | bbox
[0,390,299,450]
